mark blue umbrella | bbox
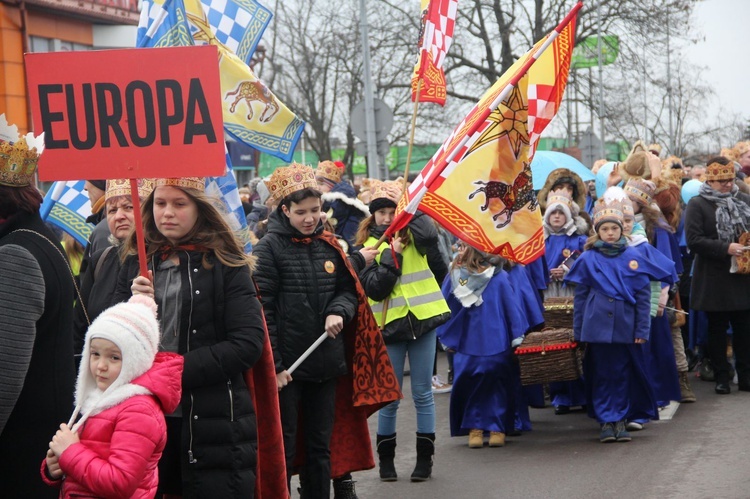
[531,151,595,189]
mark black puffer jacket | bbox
[253,208,358,381]
[114,250,265,498]
[359,213,451,344]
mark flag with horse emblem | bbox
[389,2,580,264]
[411,0,458,106]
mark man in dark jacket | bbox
[253,163,358,499]
[0,124,75,498]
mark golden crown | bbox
[370,180,403,204]
[593,200,624,228]
[106,178,156,202]
[0,114,45,187]
[267,163,318,201]
[624,178,655,206]
[315,160,344,184]
[154,177,205,192]
[705,162,735,181]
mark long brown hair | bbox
[354,214,376,246]
[451,243,506,273]
[639,203,673,244]
[122,187,255,271]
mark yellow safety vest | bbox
[366,235,450,329]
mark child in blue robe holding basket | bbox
[437,244,528,448]
[564,199,671,443]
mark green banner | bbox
[571,35,619,69]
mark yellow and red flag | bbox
[390,2,581,264]
[411,0,458,106]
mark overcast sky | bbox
[686,0,750,119]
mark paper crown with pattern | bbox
[704,162,735,181]
[105,178,156,202]
[315,160,344,184]
[592,199,624,229]
[154,177,205,192]
[624,178,656,207]
[369,179,403,205]
[267,163,318,201]
[0,114,45,187]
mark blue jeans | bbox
[378,329,436,435]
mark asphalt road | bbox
[342,353,750,499]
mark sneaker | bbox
[599,423,616,443]
[625,421,643,432]
[614,421,631,442]
[468,429,484,448]
[431,375,452,394]
[488,432,506,447]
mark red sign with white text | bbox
[25,46,225,181]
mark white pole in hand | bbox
[287,332,329,375]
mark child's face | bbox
[374,207,396,226]
[89,338,122,391]
[153,186,199,244]
[598,222,622,244]
[282,196,321,235]
[623,216,634,235]
[547,209,567,230]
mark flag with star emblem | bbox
[411,0,458,106]
[388,2,580,264]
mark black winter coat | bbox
[253,209,358,381]
[114,250,265,498]
[359,213,451,344]
[686,192,750,311]
[0,212,75,499]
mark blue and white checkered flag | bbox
[205,149,253,253]
[137,0,193,48]
[40,181,93,247]
[200,0,272,64]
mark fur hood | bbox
[321,191,370,216]
[537,168,587,212]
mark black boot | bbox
[332,476,359,499]
[410,432,435,482]
[376,433,397,482]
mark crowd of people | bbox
[2,121,750,498]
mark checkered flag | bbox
[40,181,93,247]
[205,147,253,253]
[137,0,193,47]
[412,0,459,106]
[200,0,272,65]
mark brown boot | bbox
[679,371,697,403]
[468,429,483,448]
[488,432,506,447]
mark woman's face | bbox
[153,186,199,244]
[547,209,567,230]
[106,196,135,241]
[708,178,734,194]
[739,151,750,169]
[374,207,396,226]
[598,222,622,243]
[281,196,321,235]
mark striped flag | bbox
[199,0,272,64]
[137,0,193,47]
[390,2,581,264]
[411,0,459,106]
[40,181,93,247]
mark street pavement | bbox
[342,353,750,499]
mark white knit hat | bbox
[69,295,160,431]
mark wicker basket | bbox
[543,296,574,329]
[515,328,583,386]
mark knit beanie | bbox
[70,295,160,431]
[368,180,403,214]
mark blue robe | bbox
[437,269,528,436]
[564,246,667,424]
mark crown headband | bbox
[0,114,45,187]
[106,178,156,201]
[267,163,318,201]
[704,162,735,181]
[154,177,205,192]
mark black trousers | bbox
[279,378,337,498]
[706,309,750,383]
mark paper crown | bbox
[105,178,156,202]
[704,162,735,181]
[546,190,573,209]
[592,199,624,229]
[370,179,402,205]
[315,160,344,184]
[267,163,318,201]
[624,178,656,207]
[0,114,45,187]
[154,177,205,192]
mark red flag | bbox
[391,2,582,264]
[411,0,458,106]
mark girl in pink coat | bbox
[42,295,183,498]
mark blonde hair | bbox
[354,215,376,246]
[122,187,255,271]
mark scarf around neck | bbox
[450,265,495,307]
[699,182,750,243]
[593,236,629,256]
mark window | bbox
[28,36,92,53]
